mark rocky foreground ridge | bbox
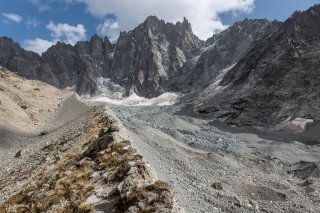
[0,68,174,212]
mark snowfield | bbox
[89,92,182,106]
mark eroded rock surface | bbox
[195,4,320,133]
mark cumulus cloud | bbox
[23,21,87,54]
[77,0,255,39]
[97,19,119,40]
[46,21,87,44]
[23,38,55,54]
[2,13,23,23]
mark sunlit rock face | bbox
[110,16,203,98]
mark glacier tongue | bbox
[89,92,182,106]
[88,77,182,106]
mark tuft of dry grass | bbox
[117,180,173,212]
[0,109,174,213]
[79,203,93,213]
[97,141,142,169]
[0,148,95,212]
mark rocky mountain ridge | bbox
[0,67,175,212]
[0,16,279,98]
[196,4,320,133]
[178,18,281,93]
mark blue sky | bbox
[0,0,319,54]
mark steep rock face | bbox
[111,16,203,97]
[39,35,113,95]
[0,35,113,95]
[178,19,281,92]
[0,17,203,97]
[0,16,298,100]
[0,37,40,79]
[197,4,320,129]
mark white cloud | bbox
[46,21,87,45]
[97,19,119,40]
[76,0,255,40]
[24,21,87,54]
[26,18,41,28]
[23,38,55,55]
[2,13,23,23]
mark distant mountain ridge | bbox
[177,18,281,93]
[196,4,320,132]
[0,16,279,97]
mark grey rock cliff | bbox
[39,35,113,95]
[0,17,204,97]
[0,37,40,79]
[0,35,113,95]
[111,16,203,97]
[40,35,112,94]
[0,15,303,101]
[178,19,281,93]
[197,4,320,129]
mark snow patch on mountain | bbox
[96,77,127,99]
[90,92,181,106]
[159,37,170,71]
[196,64,236,104]
[202,42,216,52]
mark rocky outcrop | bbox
[0,37,40,79]
[178,19,281,92]
[0,35,113,95]
[111,16,203,97]
[197,4,320,130]
[39,35,113,95]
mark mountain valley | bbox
[1,3,320,213]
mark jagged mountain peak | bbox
[206,18,280,45]
[176,17,192,30]
[179,18,281,94]
[90,34,103,42]
[281,4,320,39]
[0,36,15,43]
[0,15,279,98]
[143,15,163,26]
[0,36,38,55]
[0,36,40,78]
[290,4,320,20]
[197,3,320,128]
[108,15,203,97]
[138,16,195,37]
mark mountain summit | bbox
[110,16,203,97]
